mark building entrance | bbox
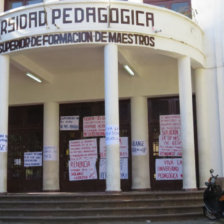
[8,105,43,192]
[59,100,131,192]
[148,97,198,190]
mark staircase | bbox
[0,191,204,223]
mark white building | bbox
[0,0,223,193]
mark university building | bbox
[0,0,223,193]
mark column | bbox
[131,96,150,190]
[195,68,211,188]
[44,0,59,2]
[0,55,10,193]
[178,56,196,190]
[128,0,143,3]
[104,44,120,192]
[195,68,222,188]
[43,102,59,191]
[0,1,4,12]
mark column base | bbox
[131,188,151,191]
[105,190,122,194]
[182,188,198,191]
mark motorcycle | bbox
[203,169,224,220]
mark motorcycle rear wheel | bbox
[203,207,217,220]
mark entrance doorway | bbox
[148,97,198,190]
[59,100,131,192]
[8,105,43,192]
[148,97,181,190]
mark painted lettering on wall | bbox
[0,7,154,36]
[0,134,8,152]
[0,31,155,54]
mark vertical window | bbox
[171,2,190,17]
[143,0,192,18]
[5,0,43,11]
[8,0,23,9]
[27,0,43,5]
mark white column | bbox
[128,0,143,3]
[131,96,150,190]
[217,66,224,176]
[0,55,10,193]
[43,102,59,191]
[195,68,212,188]
[0,1,4,12]
[178,56,197,189]
[195,68,223,186]
[44,0,59,2]
[104,44,120,192]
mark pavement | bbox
[98,218,224,224]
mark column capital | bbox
[0,1,4,13]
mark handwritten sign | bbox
[100,137,128,158]
[105,125,120,145]
[156,158,183,180]
[0,134,8,152]
[159,115,182,157]
[60,116,79,131]
[24,152,42,167]
[99,158,128,180]
[131,140,147,156]
[69,157,97,181]
[69,139,97,159]
[43,146,58,161]
[83,116,105,137]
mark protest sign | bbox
[100,137,128,158]
[69,157,97,181]
[156,158,183,180]
[83,116,105,137]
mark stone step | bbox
[0,212,203,224]
[0,191,204,223]
[0,205,203,216]
[0,197,203,208]
[0,191,203,201]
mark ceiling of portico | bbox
[10,44,176,84]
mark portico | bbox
[0,0,205,193]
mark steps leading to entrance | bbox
[0,191,204,223]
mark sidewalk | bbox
[99,218,224,224]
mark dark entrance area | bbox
[148,97,198,190]
[59,100,131,192]
[8,105,43,192]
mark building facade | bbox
[0,0,223,193]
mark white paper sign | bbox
[43,146,58,161]
[24,152,42,167]
[159,115,182,157]
[69,157,97,181]
[131,140,147,156]
[83,116,105,137]
[156,158,183,180]
[0,134,8,152]
[60,116,79,131]
[99,158,128,180]
[69,139,97,160]
[105,125,120,145]
[14,158,21,166]
[100,137,129,158]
